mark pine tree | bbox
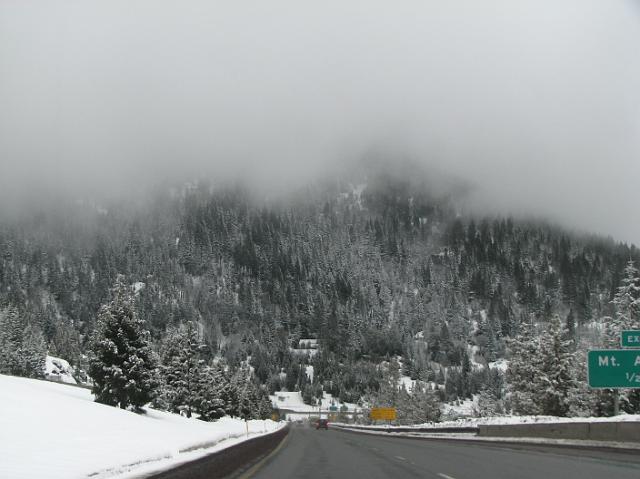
[475,388,503,417]
[0,307,46,379]
[565,308,576,343]
[397,383,441,424]
[21,324,47,377]
[160,321,204,417]
[605,261,640,346]
[88,278,157,411]
[255,386,274,420]
[506,323,544,415]
[194,365,227,421]
[508,315,583,417]
[602,261,640,413]
[232,365,258,420]
[538,315,579,416]
[220,362,240,418]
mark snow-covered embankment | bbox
[0,374,282,479]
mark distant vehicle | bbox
[316,419,329,430]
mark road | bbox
[250,425,640,479]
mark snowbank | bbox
[340,413,640,430]
[0,374,282,479]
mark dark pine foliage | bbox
[1,166,638,408]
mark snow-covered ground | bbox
[0,374,282,479]
[442,396,477,418]
[399,374,416,392]
[488,358,509,372]
[271,390,360,415]
[44,355,77,384]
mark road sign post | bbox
[587,350,640,388]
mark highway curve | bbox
[249,424,640,479]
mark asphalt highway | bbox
[250,425,640,479]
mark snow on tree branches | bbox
[507,315,588,417]
[89,278,157,411]
[0,306,46,379]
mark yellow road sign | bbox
[370,407,396,421]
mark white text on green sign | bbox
[587,350,640,388]
[621,331,640,348]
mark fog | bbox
[1,1,639,244]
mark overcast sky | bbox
[1,1,639,244]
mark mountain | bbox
[1,163,638,413]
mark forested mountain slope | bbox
[1,165,638,413]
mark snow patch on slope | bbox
[44,355,77,384]
[271,391,359,413]
[488,359,509,372]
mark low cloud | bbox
[1,1,639,244]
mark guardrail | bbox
[478,422,640,443]
[334,421,640,443]
[148,424,289,479]
[331,424,479,434]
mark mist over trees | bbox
[1,165,639,418]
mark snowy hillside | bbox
[271,391,360,414]
[0,375,282,479]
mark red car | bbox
[316,419,329,430]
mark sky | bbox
[1,1,639,245]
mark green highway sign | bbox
[588,350,640,388]
[621,330,640,348]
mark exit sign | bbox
[621,331,640,348]
[588,350,640,388]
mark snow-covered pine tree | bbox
[255,386,274,420]
[88,278,157,411]
[506,322,544,415]
[160,321,204,417]
[606,261,640,346]
[566,348,597,417]
[219,362,240,418]
[538,314,580,416]
[194,365,226,421]
[475,388,503,417]
[234,365,258,420]
[0,306,46,379]
[397,383,441,424]
[20,324,47,377]
[603,261,640,413]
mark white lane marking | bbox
[394,455,406,461]
[438,474,457,479]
